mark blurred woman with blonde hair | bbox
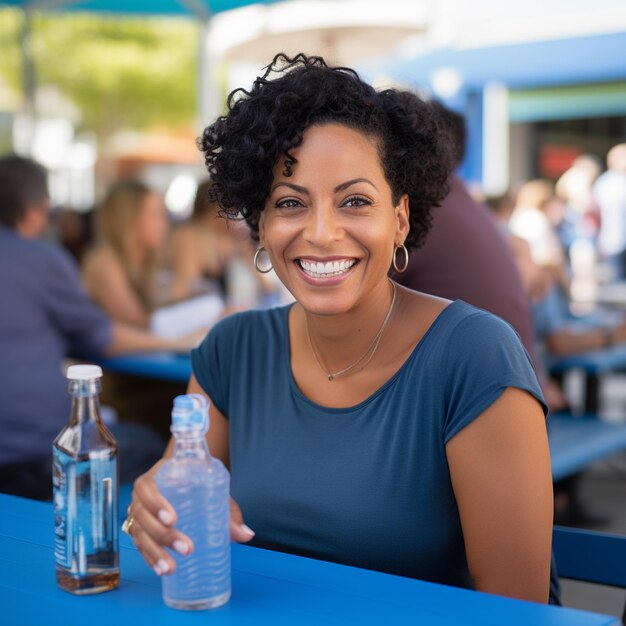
[83,180,169,327]
[509,179,569,294]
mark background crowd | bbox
[1,133,625,517]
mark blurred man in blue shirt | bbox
[0,155,193,499]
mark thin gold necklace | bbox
[305,281,397,381]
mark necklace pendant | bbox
[328,374,334,381]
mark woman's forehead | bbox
[272,123,383,178]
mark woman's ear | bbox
[395,194,410,243]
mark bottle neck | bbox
[68,379,102,425]
[172,431,211,461]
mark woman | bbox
[166,179,238,301]
[83,180,181,436]
[166,179,285,308]
[83,180,169,327]
[127,54,553,602]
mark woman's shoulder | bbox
[438,300,521,344]
[399,289,514,345]
[194,305,291,377]
[82,245,128,291]
[83,244,120,270]
[400,292,523,360]
[209,304,291,343]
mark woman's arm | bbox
[83,248,151,327]
[446,387,553,603]
[167,228,202,302]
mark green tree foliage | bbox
[0,8,197,138]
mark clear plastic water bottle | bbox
[53,364,119,594]
[156,394,231,610]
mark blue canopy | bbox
[369,31,626,91]
[0,0,278,19]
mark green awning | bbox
[509,82,626,122]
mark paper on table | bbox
[150,293,224,339]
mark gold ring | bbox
[122,515,135,535]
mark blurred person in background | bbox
[392,104,538,382]
[509,179,570,296]
[51,206,93,265]
[83,180,169,327]
[166,179,239,301]
[166,179,287,309]
[593,143,626,281]
[0,155,201,500]
[83,181,199,436]
[555,154,602,252]
[487,192,554,308]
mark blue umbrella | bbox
[0,1,279,19]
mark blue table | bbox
[0,494,619,625]
[97,352,192,384]
[548,345,626,414]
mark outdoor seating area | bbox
[1,0,626,624]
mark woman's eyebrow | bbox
[270,182,309,195]
[270,178,378,194]
[334,178,378,192]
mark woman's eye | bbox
[276,198,302,209]
[343,196,371,207]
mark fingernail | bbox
[241,524,255,537]
[156,559,169,575]
[173,539,189,555]
[158,509,173,525]
[153,562,163,576]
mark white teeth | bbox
[299,259,356,278]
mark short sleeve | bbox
[191,313,240,417]
[443,310,547,444]
[43,245,112,357]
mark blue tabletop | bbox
[548,344,626,375]
[0,494,619,626]
[97,352,192,383]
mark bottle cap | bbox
[171,393,209,434]
[66,364,103,380]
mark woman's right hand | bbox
[128,461,255,576]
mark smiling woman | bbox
[126,53,554,606]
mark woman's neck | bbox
[301,280,397,376]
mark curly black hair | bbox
[198,53,454,251]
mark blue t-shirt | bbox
[192,300,545,589]
[0,226,112,466]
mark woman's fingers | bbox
[132,519,176,576]
[128,462,196,575]
[132,462,177,528]
[230,496,255,543]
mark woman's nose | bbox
[303,204,342,246]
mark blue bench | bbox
[549,412,626,481]
[553,525,626,624]
[548,345,626,413]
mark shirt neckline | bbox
[282,299,464,414]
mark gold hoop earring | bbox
[253,246,273,274]
[393,244,409,273]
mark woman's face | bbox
[259,123,409,315]
[135,192,168,251]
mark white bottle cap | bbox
[66,364,103,380]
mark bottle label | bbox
[53,451,71,568]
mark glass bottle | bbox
[53,364,119,594]
[156,393,231,610]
